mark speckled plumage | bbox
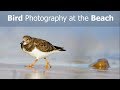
[20,35,66,59]
[21,36,65,52]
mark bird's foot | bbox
[45,63,51,70]
[25,64,35,68]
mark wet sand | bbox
[0,63,119,79]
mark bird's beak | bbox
[20,41,24,44]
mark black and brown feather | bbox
[21,36,66,52]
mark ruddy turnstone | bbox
[20,35,66,69]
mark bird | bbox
[20,35,66,69]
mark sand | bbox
[0,63,119,79]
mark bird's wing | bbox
[34,38,56,52]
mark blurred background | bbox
[0,27,119,68]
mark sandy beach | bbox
[0,63,119,79]
[0,27,119,79]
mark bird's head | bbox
[21,35,32,45]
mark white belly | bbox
[23,47,59,59]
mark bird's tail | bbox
[54,46,66,51]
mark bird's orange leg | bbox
[44,58,51,70]
[25,59,39,68]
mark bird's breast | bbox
[28,47,59,59]
[22,44,35,52]
[27,47,49,59]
